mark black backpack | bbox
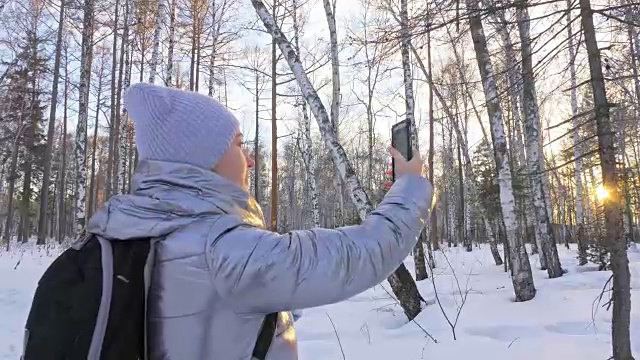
[21,233,278,360]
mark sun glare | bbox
[595,184,609,201]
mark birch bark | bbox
[165,0,176,85]
[516,1,563,278]
[465,0,536,301]
[74,0,95,234]
[400,0,427,280]
[148,0,163,83]
[292,0,320,227]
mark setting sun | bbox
[595,184,610,201]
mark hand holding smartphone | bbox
[391,119,423,181]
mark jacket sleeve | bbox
[206,174,433,314]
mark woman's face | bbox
[213,132,255,191]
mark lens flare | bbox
[595,184,609,201]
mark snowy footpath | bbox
[1,242,638,359]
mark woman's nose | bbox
[246,152,255,169]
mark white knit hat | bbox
[124,82,240,170]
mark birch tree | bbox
[464,0,536,301]
[88,45,110,219]
[399,0,427,280]
[322,0,345,227]
[292,0,319,228]
[74,0,95,234]
[57,40,70,242]
[105,0,120,201]
[165,0,177,85]
[484,2,537,258]
[516,0,563,278]
[37,0,65,244]
[149,0,164,83]
[118,40,132,194]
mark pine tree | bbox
[0,34,48,245]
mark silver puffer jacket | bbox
[87,159,433,360]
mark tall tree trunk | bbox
[364,27,376,199]
[626,6,640,107]
[127,121,134,191]
[253,72,260,202]
[149,0,163,83]
[488,6,536,260]
[37,0,65,244]
[323,0,339,133]
[119,118,127,194]
[165,0,176,86]
[19,142,32,244]
[567,0,588,264]
[3,130,21,248]
[17,22,38,244]
[57,47,69,243]
[627,10,640,244]
[323,0,344,228]
[427,28,438,255]
[118,44,132,194]
[195,32,201,91]
[465,0,536,301]
[516,1,563,278]
[457,131,470,251]
[399,0,427,280]
[447,125,456,247]
[190,27,196,90]
[617,113,634,245]
[269,0,277,231]
[106,0,120,201]
[75,0,95,234]
[208,0,218,97]
[486,217,504,265]
[251,0,426,319]
[580,0,634,357]
[292,1,319,228]
[302,106,320,227]
[51,145,59,239]
[113,0,129,196]
[88,74,103,219]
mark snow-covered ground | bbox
[1,241,638,359]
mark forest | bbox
[0,0,638,357]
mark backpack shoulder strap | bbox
[251,312,278,360]
[89,235,115,360]
[143,238,159,360]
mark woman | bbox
[87,82,433,359]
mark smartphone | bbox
[391,119,413,181]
